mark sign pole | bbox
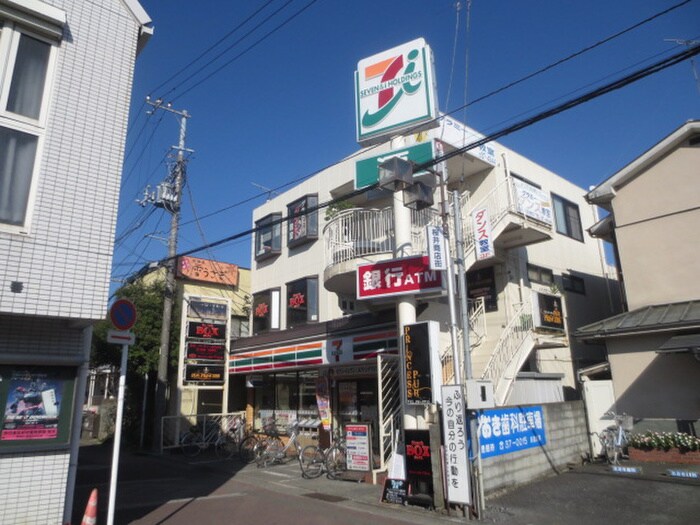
[107,341,129,525]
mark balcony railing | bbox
[323,207,441,268]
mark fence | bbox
[160,411,246,453]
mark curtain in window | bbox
[0,127,37,225]
[7,34,50,119]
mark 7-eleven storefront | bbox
[229,323,400,454]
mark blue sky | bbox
[112,0,700,291]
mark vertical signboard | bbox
[404,429,434,497]
[183,298,229,386]
[441,385,471,504]
[403,321,441,405]
[426,225,447,270]
[346,423,371,471]
[533,293,565,331]
[472,208,495,260]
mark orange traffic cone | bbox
[81,488,98,525]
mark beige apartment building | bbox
[577,120,700,432]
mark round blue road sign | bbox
[110,299,137,330]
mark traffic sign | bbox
[110,299,137,330]
[107,330,136,345]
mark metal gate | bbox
[376,354,401,477]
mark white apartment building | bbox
[0,1,150,523]
[231,114,619,474]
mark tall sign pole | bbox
[145,98,191,452]
[106,299,137,525]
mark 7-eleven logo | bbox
[361,47,423,128]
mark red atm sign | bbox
[357,256,443,299]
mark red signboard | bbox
[356,256,443,299]
[186,342,225,361]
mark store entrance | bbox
[336,378,379,453]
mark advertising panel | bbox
[186,342,225,361]
[472,207,495,261]
[404,429,433,497]
[184,364,225,384]
[403,321,441,405]
[178,256,239,286]
[357,256,443,299]
[441,385,471,504]
[187,300,228,321]
[355,38,439,145]
[315,376,331,431]
[513,179,553,225]
[187,321,227,340]
[478,406,546,458]
[346,423,371,471]
[0,366,75,447]
[426,225,447,270]
[533,293,565,331]
[355,141,434,190]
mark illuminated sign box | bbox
[356,256,443,299]
[355,38,439,146]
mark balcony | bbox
[323,207,440,295]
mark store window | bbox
[527,263,554,286]
[286,276,318,328]
[0,23,56,231]
[255,213,282,261]
[551,194,584,241]
[252,370,319,429]
[287,194,318,248]
[562,273,586,295]
[252,289,280,334]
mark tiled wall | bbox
[0,0,139,320]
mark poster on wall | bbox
[0,366,75,446]
[315,376,331,431]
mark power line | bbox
[156,43,700,266]
[169,0,319,103]
[149,0,277,97]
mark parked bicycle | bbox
[298,427,347,480]
[180,419,231,459]
[238,417,282,463]
[595,412,632,465]
[254,420,321,478]
[215,414,248,459]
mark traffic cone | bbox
[81,488,98,525]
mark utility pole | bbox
[143,97,191,451]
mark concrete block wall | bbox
[482,401,588,495]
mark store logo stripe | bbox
[353,331,396,343]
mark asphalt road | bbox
[72,441,699,525]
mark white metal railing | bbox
[376,354,401,478]
[323,207,441,269]
[440,297,487,384]
[460,176,515,260]
[481,294,535,401]
[160,411,246,453]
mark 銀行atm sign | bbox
[357,256,443,299]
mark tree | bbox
[91,280,180,447]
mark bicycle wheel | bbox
[181,432,202,457]
[325,446,346,480]
[256,437,283,467]
[299,445,325,479]
[239,435,259,463]
[601,428,617,464]
[215,435,236,459]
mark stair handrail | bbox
[480,292,534,387]
[439,296,488,384]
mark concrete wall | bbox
[483,401,588,495]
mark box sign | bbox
[355,141,434,190]
[357,256,443,299]
[513,179,553,225]
[355,38,439,146]
[178,256,239,286]
[534,293,565,331]
[478,406,546,458]
[186,342,225,361]
[403,321,441,405]
[184,364,225,384]
[404,429,434,498]
[187,321,226,340]
[187,300,228,321]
